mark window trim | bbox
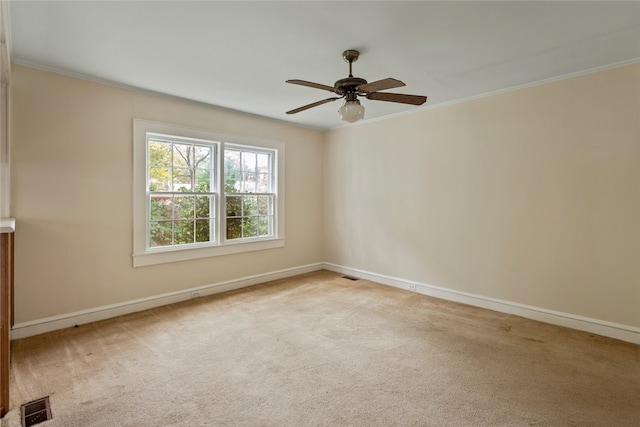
[133,119,285,267]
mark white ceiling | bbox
[7,1,640,130]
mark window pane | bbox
[174,220,194,244]
[174,196,194,219]
[242,217,258,238]
[258,216,270,236]
[173,168,193,191]
[241,151,257,172]
[227,218,242,240]
[173,143,193,168]
[257,153,270,173]
[195,169,210,192]
[226,196,241,217]
[225,171,240,192]
[149,141,172,167]
[149,168,171,192]
[225,149,240,165]
[150,221,172,247]
[256,173,269,193]
[195,219,210,243]
[242,173,257,193]
[257,196,272,215]
[194,145,211,169]
[243,196,258,216]
[224,150,241,192]
[150,196,173,220]
[195,196,212,219]
[224,150,240,170]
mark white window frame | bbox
[133,119,285,267]
[223,144,277,241]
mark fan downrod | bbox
[343,50,360,78]
[338,49,365,92]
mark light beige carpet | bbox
[3,270,639,426]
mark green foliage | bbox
[224,194,271,240]
[149,141,171,192]
[149,220,172,247]
[226,218,242,240]
[224,150,241,193]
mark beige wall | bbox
[11,62,640,332]
[324,63,640,328]
[11,65,324,323]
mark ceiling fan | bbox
[286,49,427,123]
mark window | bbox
[224,146,275,240]
[148,136,216,248]
[133,120,284,267]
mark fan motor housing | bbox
[334,77,367,95]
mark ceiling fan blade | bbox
[286,79,337,93]
[286,97,342,115]
[357,78,405,93]
[366,92,427,106]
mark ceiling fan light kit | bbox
[338,96,365,123]
[287,49,427,124]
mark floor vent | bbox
[21,396,52,427]
[342,275,359,281]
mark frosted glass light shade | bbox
[338,100,365,123]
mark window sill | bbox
[132,238,285,267]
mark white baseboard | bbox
[12,261,640,345]
[323,263,640,345]
[10,262,324,340]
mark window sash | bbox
[224,193,276,241]
[148,192,218,249]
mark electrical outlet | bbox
[191,291,200,299]
[408,284,417,292]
